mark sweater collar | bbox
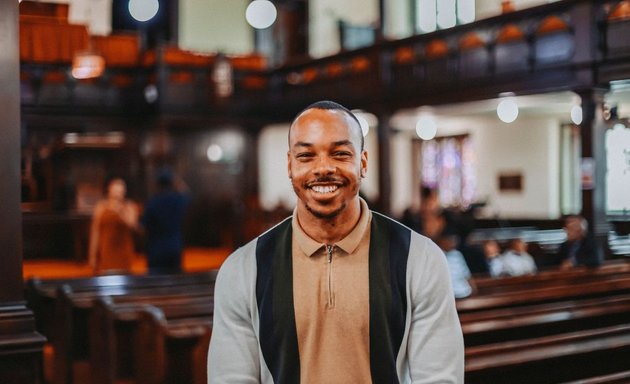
[291,198,371,257]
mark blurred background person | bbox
[558,215,603,270]
[88,177,139,274]
[140,168,191,274]
[497,237,538,277]
[483,238,504,278]
[436,228,475,299]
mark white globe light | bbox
[355,114,370,137]
[571,105,583,125]
[416,115,437,140]
[497,98,519,123]
[246,0,277,29]
[206,144,224,162]
[144,84,158,104]
[129,0,159,22]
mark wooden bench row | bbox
[460,262,630,382]
[26,260,630,384]
[472,260,630,295]
[89,296,213,384]
[458,274,630,313]
[26,270,217,340]
[466,324,630,383]
[25,271,218,384]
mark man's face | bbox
[288,108,367,220]
[564,218,584,242]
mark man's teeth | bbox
[312,185,338,194]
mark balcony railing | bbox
[20,0,630,121]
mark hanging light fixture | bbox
[416,115,438,140]
[207,144,224,162]
[246,0,277,29]
[570,105,583,125]
[497,94,519,123]
[71,51,105,79]
[352,110,377,137]
[128,0,160,22]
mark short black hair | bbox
[289,100,365,151]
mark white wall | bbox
[391,131,415,216]
[309,0,379,58]
[178,0,253,54]
[258,124,295,211]
[390,115,562,219]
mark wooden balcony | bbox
[19,0,630,121]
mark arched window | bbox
[415,134,476,209]
[415,0,475,33]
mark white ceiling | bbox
[392,89,630,126]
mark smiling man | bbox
[208,101,464,384]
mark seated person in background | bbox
[483,238,504,278]
[437,230,475,299]
[558,215,603,269]
[497,237,538,277]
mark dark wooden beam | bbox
[0,0,46,382]
[376,112,392,215]
[577,88,610,256]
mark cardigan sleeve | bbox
[208,244,261,383]
[405,235,465,383]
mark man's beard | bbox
[292,175,361,220]
[304,200,347,219]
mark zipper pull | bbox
[326,245,333,263]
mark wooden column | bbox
[577,88,610,255]
[376,0,385,41]
[0,2,46,383]
[376,112,392,215]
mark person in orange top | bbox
[88,177,139,274]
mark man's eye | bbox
[296,153,314,159]
[333,151,352,158]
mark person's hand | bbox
[559,258,573,270]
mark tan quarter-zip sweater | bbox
[291,199,372,384]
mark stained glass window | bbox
[420,135,476,208]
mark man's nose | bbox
[313,156,335,175]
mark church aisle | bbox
[23,247,231,280]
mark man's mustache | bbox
[306,177,344,186]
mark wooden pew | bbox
[465,324,630,383]
[457,274,630,313]
[29,272,217,384]
[25,271,217,340]
[473,261,630,295]
[462,294,630,346]
[54,285,216,384]
[134,305,213,384]
[561,370,630,383]
[89,295,214,384]
[459,293,630,324]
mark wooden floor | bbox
[23,247,231,280]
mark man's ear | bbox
[287,151,292,179]
[360,150,368,178]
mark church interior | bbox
[2,0,630,382]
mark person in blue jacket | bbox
[141,168,191,274]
